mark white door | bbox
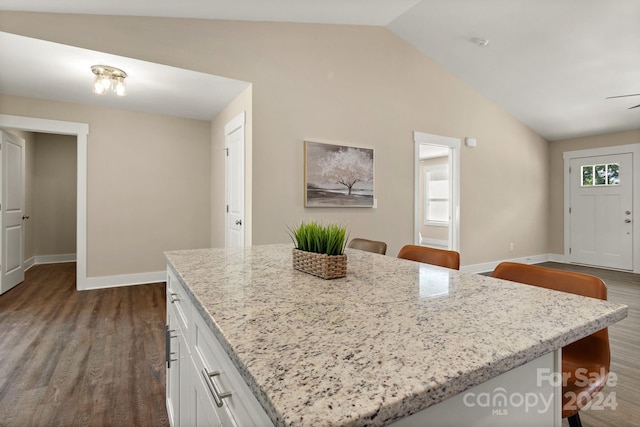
[225,112,245,248]
[1,130,26,294]
[570,153,633,270]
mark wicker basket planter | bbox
[292,248,347,280]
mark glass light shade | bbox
[114,77,126,96]
[93,76,106,94]
[100,75,112,91]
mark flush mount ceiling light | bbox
[473,38,490,47]
[91,65,127,96]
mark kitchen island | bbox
[165,244,627,427]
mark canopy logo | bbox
[463,368,619,416]
[463,387,553,415]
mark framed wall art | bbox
[304,141,374,207]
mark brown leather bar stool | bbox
[347,238,387,255]
[492,262,610,427]
[397,245,460,270]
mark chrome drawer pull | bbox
[165,326,178,368]
[169,293,180,303]
[202,368,232,407]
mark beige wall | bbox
[0,94,212,276]
[33,133,77,256]
[210,85,253,248]
[548,129,640,255]
[0,12,551,265]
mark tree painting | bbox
[319,147,373,195]
[305,141,374,207]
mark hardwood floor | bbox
[0,262,637,426]
[0,263,169,427]
[536,263,640,427]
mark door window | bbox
[581,163,619,186]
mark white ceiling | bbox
[0,0,638,140]
[0,32,249,120]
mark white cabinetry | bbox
[166,267,190,427]
[166,266,273,427]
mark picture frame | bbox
[304,141,374,208]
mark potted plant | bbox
[288,221,348,279]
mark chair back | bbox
[491,262,607,300]
[397,245,460,270]
[492,262,610,419]
[347,238,387,255]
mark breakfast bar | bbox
[165,244,627,426]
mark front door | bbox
[1,130,26,295]
[569,153,633,270]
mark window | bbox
[424,165,449,226]
[581,163,619,186]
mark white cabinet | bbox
[165,306,181,426]
[166,266,193,427]
[166,265,273,427]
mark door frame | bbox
[0,114,89,288]
[413,131,461,252]
[563,143,640,273]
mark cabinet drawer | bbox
[167,267,190,334]
[192,312,273,427]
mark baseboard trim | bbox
[420,238,449,249]
[548,253,568,263]
[24,254,77,271]
[80,271,166,291]
[461,254,551,274]
[24,254,164,290]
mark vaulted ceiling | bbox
[1,0,638,140]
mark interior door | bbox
[570,153,633,270]
[1,130,26,294]
[225,112,245,248]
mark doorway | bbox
[0,114,89,289]
[564,144,639,272]
[413,132,461,252]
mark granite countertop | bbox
[165,244,628,427]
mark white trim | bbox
[563,143,640,274]
[225,110,245,135]
[82,270,165,290]
[24,257,35,271]
[24,254,76,271]
[26,253,77,266]
[0,114,90,289]
[413,132,460,252]
[461,254,550,274]
[548,253,568,264]
[420,238,449,249]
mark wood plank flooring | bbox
[536,263,640,427]
[0,263,169,427]
[0,261,637,426]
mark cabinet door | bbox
[167,267,190,333]
[191,313,273,426]
[177,331,192,427]
[166,307,181,426]
[191,358,234,427]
